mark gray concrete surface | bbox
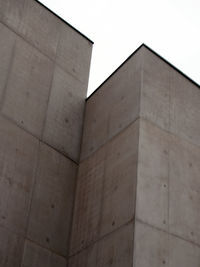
[19,0,60,59]
[0,226,24,267]
[70,44,200,267]
[27,143,77,256]
[170,72,200,149]
[80,49,142,161]
[0,116,38,236]
[0,0,25,32]
[1,0,200,265]
[56,22,93,84]
[134,221,200,267]
[99,120,139,237]
[0,23,16,102]
[140,47,171,131]
[69,223,134,267]
[0,0,92,266]
[70,120,139,256]
[43,65,87,162]
[169,133,200,245]
[136,119,169,231]
[70,146,106,255]
[21,240,67,267]
[2,37,54,138]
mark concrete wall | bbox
[0,0,92,266]
[69,49,142,265]
[135,47,200,267]
[1,1,200,265]
[69,45,200,266]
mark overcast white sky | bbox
[40,0,200,96]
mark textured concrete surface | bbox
[134,221,200,267]
[170,72,200,148]
[2,37,54,138]
[136,117,200,244]
[21,240,66,267]
[69,223,134,267]
[1,1,200,264]
[136,119,169,231]
[169,233,200,267]
[56,22,92,84]
[0,226,24,267]
[19,0,60,59]
[70,146,106,255]
[27,143,77,256]
[69,242,97,267]
[70,44,200,267]
[99,121,139,237]
[0,23,16,102]
[43,66,86,162]
[0,116,38,235]
[0,0,92,266]
[70,120,139,255]
[169,133,200,245]
[140,47,171,131]
[0,0,25,32]
[80,49,142,161]
[141,46,200,144]
[134,221,168,267]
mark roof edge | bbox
[87,43,199,100]
[87,43,144,100]
[143,44,200,89]
[35,0,94,44]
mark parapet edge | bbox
[87,43,199,100]
[35,0,94,44]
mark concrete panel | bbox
[19,0,60,59]
[0,116,38,235]
[140,47,171,131]
[136,119,169,231]
[2,37,54,138]
[70,146,106,255]
[170,71,200,148]
[134,221,200,267]
[81,49,142,161]
[0,0,24,32]
[43,66,86,162]
[68,243,98,267]
[21,240,66,267]
[169,235,200,267]
[0,226,24,267]
[97,223,134,267]
[27,143,77,256]
[169,134,200,245]
[81,89,110,161]
[100,121,139,236]
[134,221,168,267]
[0,23,16,102]
[69,223,134,267]
[56,22,92,84]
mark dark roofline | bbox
[143,44,200,88]
[35,0,94,44]
[87,43,199,100]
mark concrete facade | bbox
[69,45,200,267]
[0,0,92,266]
[1,1,200,267]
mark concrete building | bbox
[0,1,200,267]
[0,0,92,266]
[69,45,200,267]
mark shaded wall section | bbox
[0,0,92,266]
[69,49,143,266]
[69,45,200,266]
